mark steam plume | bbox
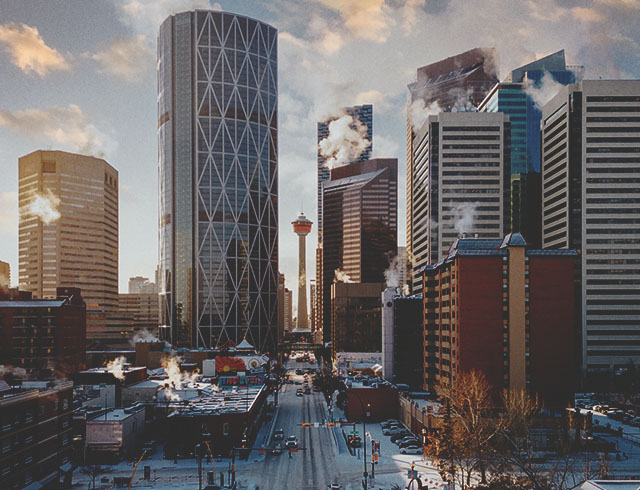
[408,99,441,131]
[21,190,60,224]
[318,113,370,169]
[334,269,354,283]
[129,328,163,347]
[384,254,402,288]
[106,356,126,380]
[525,70,565,109]
[452,202,477,236]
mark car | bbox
[296,369,303,375]
[304,387,311,395]
[629,417,640,427]
[273,429,284,441]
[390,431,412,443]
[380,420,400,429]
[383,426,407,436]
[347,435,361,447]
[400,444,423,455]
[296,390,304,397]
[286,436,298,449]
[327,484,342,489]
[399,438,422,449]
[313,386,321,392]
[272,443,283,455]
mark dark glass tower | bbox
[317,104,373,236]
[158,10,278,351]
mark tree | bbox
[80,465,109,490]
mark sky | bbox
[0,0,639,312]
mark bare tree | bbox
[80,465,108,490]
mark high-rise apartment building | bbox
[309,279,317,332]
[321,158,397,344]
[479,50,578,246]
[158,10,278,351]
[541,80,640,375]
[317,104,372,235]
[18,150,118,341]
[422,234,577,407]
[406,49,498,273]
[283,288,293,332]
[128,276,158,294]
[410,112,511,292]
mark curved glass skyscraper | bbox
[158,10,278,351]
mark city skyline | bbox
[0,1,639,312]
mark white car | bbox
[400,444,423,455]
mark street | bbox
[244,360,343,489]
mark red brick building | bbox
[0,287,86,377]
[422,233,576,408]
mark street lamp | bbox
[350,390,370,489]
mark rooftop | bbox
[166,384,265,416]
[88,407,143,422]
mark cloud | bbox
[0,192,18,235]
[116,0,216,37]
[315,0,391,41]
[354,89,391,112]
[0,22,69,77]
[0,104,115,157]
[571,7,605,23]
[89,35,153,82]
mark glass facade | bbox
[317,104,372,235]
[158,10,278,351]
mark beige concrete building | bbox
[18,150,118,341]
[118,293,159,335]
[0,260,9,288]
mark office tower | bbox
[315,248,323,342]
[330,282,385,360]
[277,272,285,341]
[309,279,317,331]
[321,158,398,344]
[0,261,9,288]
[283,288,293,332]
[158,10,278,350]
[410,112,511,293]
[0,287,86,376]
[317,104,373,235]
[128,276,158,294]
[395,246,409,291]
[381,288,423,388]
[479,50,578,246]
[406,49,498,274]
[18,150,118,340]
[541,80,640,377]
[118,293,160,334]
[423,234,577,407]
[292,212,312,331]
[0,381,73,489]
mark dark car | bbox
[273,429,284,441]
[399,438,422,449]
[390,428,413,442]
[347,435,362,448]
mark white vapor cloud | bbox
[318,113,370,168]
[316,0,391,42]
[0,104,115,157]
[0,22,69,77]
[89,35,153,82]
[525,70,566,109]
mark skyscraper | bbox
[541,80,640,377]
[406,49,499,273]
[410,112,511,292]
[158,10,278,350]
[317,104,373,235]
[0,261,9,288]
[479,50,578,246]
[321,158,397,343]
[18,150,118,340]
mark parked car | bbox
[383,426,408,436]
[273,429,284,441]
[629,417,640,427]
[400,444,423,455]
[390,431,413,443]
[399,438,422,449]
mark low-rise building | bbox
[0,380,74,489]
[0,287,86,377]
[331,282,385,360]
[85,407,145,462]
[344,380,398,422]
